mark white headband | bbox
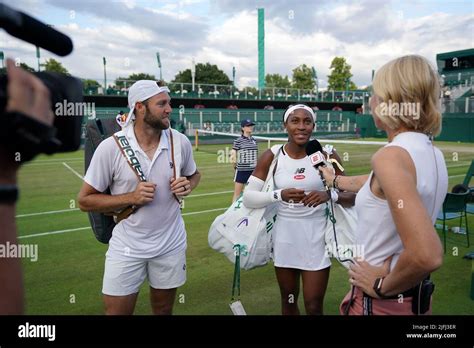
[283,104,316,123]
[119,85,171,128]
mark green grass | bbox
[15,139,474,315]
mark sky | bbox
[1,0,473,89]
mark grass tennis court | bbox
[16,139,474,315]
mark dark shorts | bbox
[234,170,253,184]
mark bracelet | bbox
[333,175,339,190]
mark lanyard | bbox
[231,244,245,301]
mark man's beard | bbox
[143,107,169,130]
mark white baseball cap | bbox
[118,80,170,128]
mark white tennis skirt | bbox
[272,214,331,271]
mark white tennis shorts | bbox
[273,215,331,271]
[102,250,186,296]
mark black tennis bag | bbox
[84,118,121,243]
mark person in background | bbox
[230,119,258,202]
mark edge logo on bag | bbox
[114,135,146,181]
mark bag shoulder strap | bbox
[113,131,147,182]
[169,128,177,179]
[166,129,183,205]
[272,146,283,176]
[263,145,283,192]
[169,128,184,178]
[96,118,106,139]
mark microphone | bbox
[305,140,331,192]
[0,4,73,56]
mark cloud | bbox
[1,0,472,90]
[45,0,208,40]
[197,7,473,88]
[211,0,404,44]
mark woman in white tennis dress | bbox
[243,104,355,315]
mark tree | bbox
[82,79,101,90]
[291,64,315,90]
[43,58,69,75]
[265,73,291,88]
[129,73,156,81]
[327,57,357,91]
[115,73,156,89]
[172,63,231,85]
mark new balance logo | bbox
[294,168,305,174]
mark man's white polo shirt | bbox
[84,125,197,260]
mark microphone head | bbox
[309,151,326,168]
[305,139,323,156]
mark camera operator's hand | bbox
[0,59,54,183]
[6,59,54,125]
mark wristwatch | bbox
[373,277,387,299]
[0,184,19,204]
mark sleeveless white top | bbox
[355,132,448,270]
[273,144,326,218]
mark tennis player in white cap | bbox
[78,80,200,315]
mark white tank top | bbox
[273,144,326,218]
[355,132,448,270]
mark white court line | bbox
[30,157,82,163]
[62,162,84,180]
[24,159,83,167]
[18,207,227,239]
[16,208,80,218]
[15,191,233,218]
[448,174,466,179]
[182,207,227,216]
[18,227,90,239]
[189,190,233,198]
[446,163,470,169]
